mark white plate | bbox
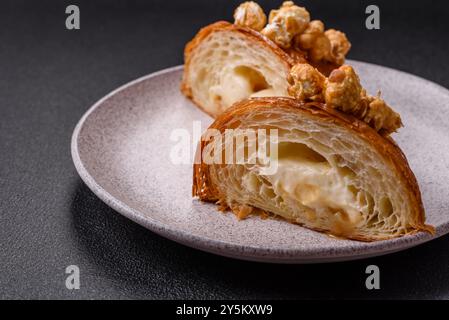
[71,62,449,263]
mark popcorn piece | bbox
[233,1,267,31]
[262,1,310,48]
[269,1,310,35]
[309,34,332,63]
[324,65,364,115]
[363,94,403,135]
[325,29,351,65]
[288,63,325,101]
[295,21,350,65]
[261,22,292,48]
[295,20,325,50]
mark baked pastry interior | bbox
[193,98,434,241]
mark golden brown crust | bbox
[193,97,434,241]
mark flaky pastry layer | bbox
[193,97,434,241]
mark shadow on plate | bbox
[70,180,449,299]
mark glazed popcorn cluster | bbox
[288,64,403,135]
[233,1,351,66]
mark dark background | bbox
[1,0,448,299]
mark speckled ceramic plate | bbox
[71,62,449,263]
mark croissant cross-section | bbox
[193,98,434,241]
[182,21,294,117]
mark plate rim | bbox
[71,62,448,263]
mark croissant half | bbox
[193,97,434,241]
[182,21,292,117]
[182,21,339,118]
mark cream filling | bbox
[266,157,363,224]
[209,69,253,110]
[243,142,365,228]
[208,66,282,114]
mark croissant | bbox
[181,21,341,118]
[193,97,434,241]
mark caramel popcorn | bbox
[294,20,334,63]
[269,1,310,35]
[363,94,403,135]
[309,34,332,63]
[288,63,326,101]
[233,1,267,31]
[325,65,364,114]
[262,1,310,48]
[261,22,292,48]
[288,64,402,135]
[325,29,351,65]
[295,20,325,50]
[293,21,351,66]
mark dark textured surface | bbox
[0,0,448,299]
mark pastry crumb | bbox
[231,203,254,220]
